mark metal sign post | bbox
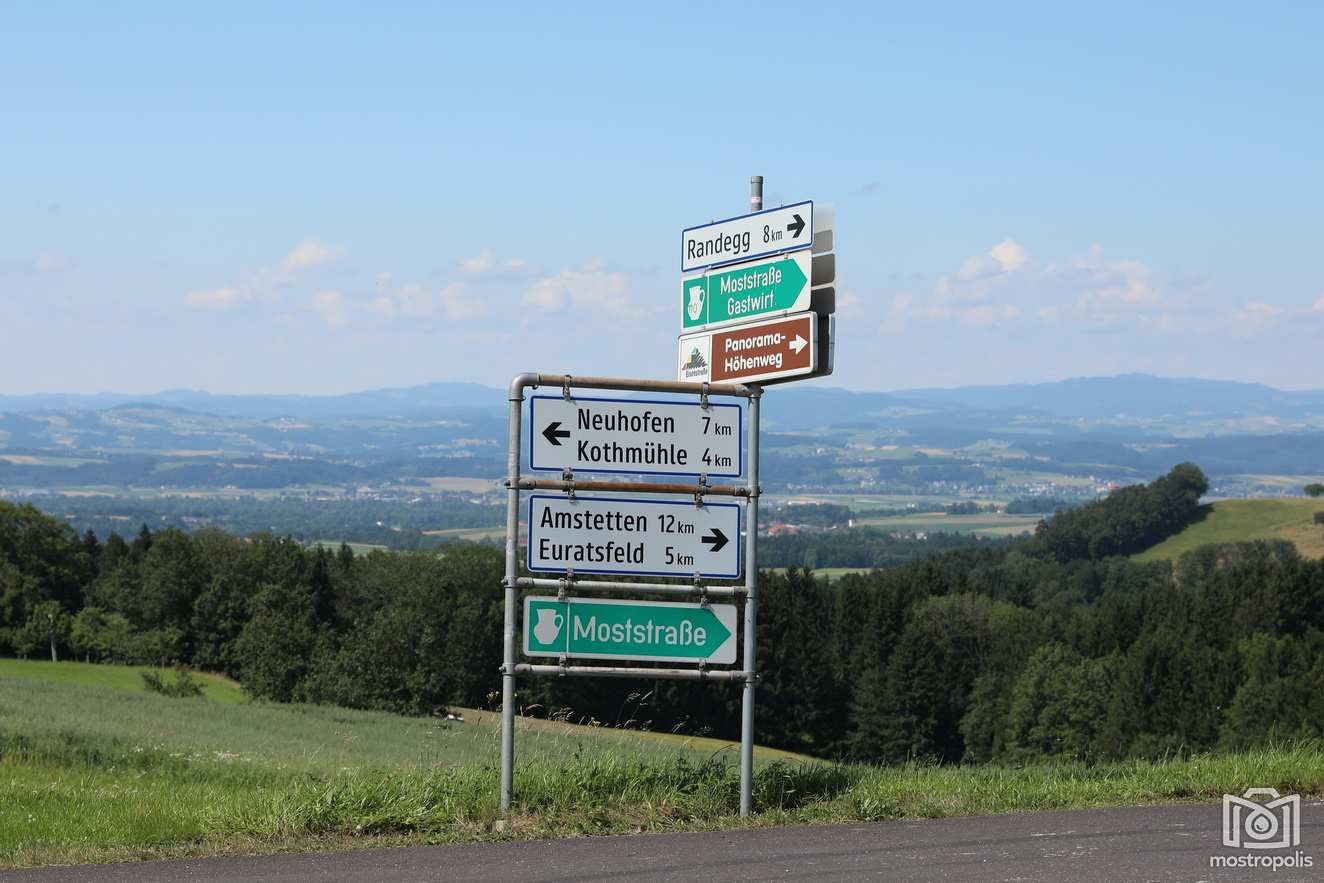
[500,176,831,820]
[499,373,758,816]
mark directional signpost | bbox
[678,311,817,385]
[527,494,741,579]
[681,251,811,330]
[500,176,835,825]
[529,395,742,477]
[524,596,737,664]
[682,201,813,273]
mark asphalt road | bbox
[6,802,1323,882]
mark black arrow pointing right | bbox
[542,422,571,446]
[701,528,729,554]
[786,213,806,238]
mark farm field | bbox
[421,526,507,541]
[1133,498,1324,562]
[851,511,1042,537]
[310,539,392,555]
[765,494,1005,511]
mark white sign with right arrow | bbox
[681,201,813,274]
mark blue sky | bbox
[3,2,1321,394]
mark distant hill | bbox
[891,374,1324,420]
[1133,499,1324,562]
[0,381,500,419]
[6,374,1322,426]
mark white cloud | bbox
[184,287,245,310]
[280,238,343,274]
[959,304,1022,326]
[365,281,487,322]
[309,290,350,328]
[184,238,344,311]
[989,239,1028,273]
[438,282,485,320]
[459,250,495,274]
[879,294,914,334]
[524,259,630,314]
[952,238,1029,285]
[921,240,1169,332]
[460,249,527,275]
[1232,301,1283,328]
[1312,294,1324,313]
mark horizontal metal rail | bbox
[530,373,753,398]
[514,477,749,497]
[514,663,751,682]
[516,576,744,599]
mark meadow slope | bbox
[3,662,1324,868]
[1133,499,1324,562]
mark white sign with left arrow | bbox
[529,395,743,478]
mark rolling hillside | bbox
[1133,498,1324,561]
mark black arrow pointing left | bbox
[542,422,571,446]
[786,213,806,238]
[701,528,729,554]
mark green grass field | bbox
[1134,499,1324,562]
[0,659,246,704]
[4,661,1324,868]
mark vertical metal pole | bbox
[750,175,763,212]
[739,386,761,817]
[499,378,525,814]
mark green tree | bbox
[1221,632,1324,749]
[1004,643,1115,762]
[13,600,71,660]
[1304,483,1324,498]
[234,583,319,702]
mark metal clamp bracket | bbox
[695,474,709,507]
[700,382,710,410]
[562,375,573,401]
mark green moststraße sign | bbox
[523,596,738,665]
[681,252,811,330]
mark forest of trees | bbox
[4,462,1323,765]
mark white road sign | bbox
[527,494,742,579]
[681,201,813,273]
[529,395,742,478]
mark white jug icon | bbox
[687,284,705,322]
[533,608,564,645]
